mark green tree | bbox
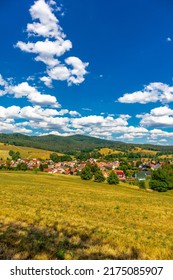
[90,150,102,159]
[60,155,72,162]
[39,163,44,171]
[94,170,105,182]
[9,150,15,157]
[80,165,93,180]
[149,169,170,192]
[107,171,119,185]
[77,152,90,161]
[149,180,168,192]
[162,164,173,190]
[50,153,72,163]
[11,151,20,161]
[91,163,100,174]
[50,153,60,163]
[16,162,28,171]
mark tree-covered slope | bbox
[0,133,173,153]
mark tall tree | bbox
[107,171,119,185]
[94,170,105,182]
[80,165,93,180]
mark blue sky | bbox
[1,0,173,145]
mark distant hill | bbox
[0,133,173,154]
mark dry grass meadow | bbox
[0,143,63,160]
[0,171,173,260]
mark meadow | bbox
[0,171,173,260]
[0,143,63,160]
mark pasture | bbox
[0,171,173,260]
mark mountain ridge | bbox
[0,133,172,153]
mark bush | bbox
[139,181,146,189]
[107,171,119,185]
[149,180,168,192]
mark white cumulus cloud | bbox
[0,75,60,108]
[16,0,89,87]
[118,82,173,104]
[137,105,173,128]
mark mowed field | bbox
[0,172,173,260]
[0,143,63,160]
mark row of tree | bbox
[80,163,119,184]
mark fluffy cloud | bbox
[71,115,129,130]
[46,57,89,86]
[65,57,89,85]
[149,129,173,139]
[69,111,81,117]
[0,105,71,123]
[149,106,173,116]
[47,65,70,81]
[137,105,173,128]
[0,106,20,120]
[118,82,173,104]
[0,105,132,138]
[27,0,64,39]
[0,74,8,87]
[17,39,72,67]
[9,82,60,107]
[16,0,88,87]
[40,76,52,87]
[0,75,60,107]
[0,121,32,134]
[1,103,173,144]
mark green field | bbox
[0,171,173,260]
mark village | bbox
[0,155,165,182]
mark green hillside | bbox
[0,133,124,153]
[0,133,173,154]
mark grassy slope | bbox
[0,172,173,260]
[99,148,121,155]
[0,143,63,160]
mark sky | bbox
[1,0,173,145]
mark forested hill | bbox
[0,133,173,153]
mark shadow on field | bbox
[0,221,141,260]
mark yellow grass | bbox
[0,171,173,260]
[159,155,173,159]
[99,147,159,156]
[131,147,157,155]
[0,143,63,160]
[99,148,120,155]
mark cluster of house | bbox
[0,157,165,181]
[0,158,41,170]
[42,158,126,180]
[137,160,163,171]
[0,158,126,180]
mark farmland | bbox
[0,171,173,260]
